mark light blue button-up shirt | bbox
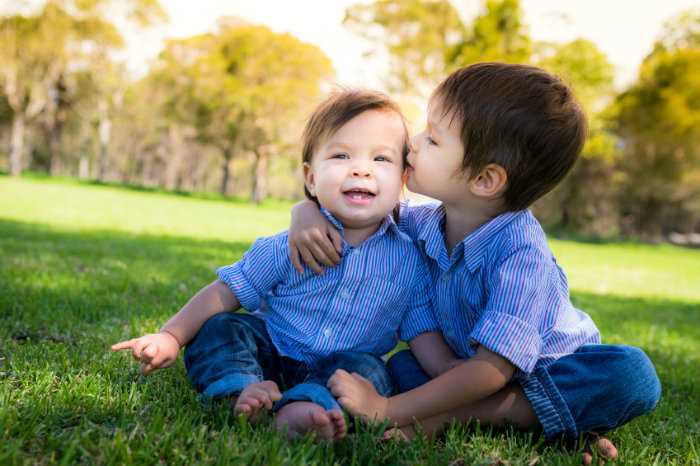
[217,209,438,364]
[399,201,601,375]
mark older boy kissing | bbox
[290,63,661,462]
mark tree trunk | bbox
[165,125,184,191]
[97,97,111,181]
[251,148,269,203]
[9,112,25,176]
[48,124,63,175]
[220,150,232,196]
[79,154,90,179]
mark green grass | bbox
[1,175,699,465]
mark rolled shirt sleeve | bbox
[399,261,440,341]
[468,245,549,374]
[217,233,288,311]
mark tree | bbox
[0,0,164,176]
[533,39,618,234]
[613,47,700,236]
[344,0,464,95]
[343,0,530,97]
[447,0,531,68]
[150,22,333,199]
[610,9,700,236]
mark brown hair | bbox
[435,62,587,211]
[301,88,408,200]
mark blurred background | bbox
[1,0,699,240]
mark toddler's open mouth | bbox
[343,188,376,204]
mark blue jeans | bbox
[184,312,394,411]
[388,344,661,440]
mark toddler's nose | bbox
[351,163,372,178]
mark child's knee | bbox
[619,346,661,413]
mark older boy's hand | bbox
[288,200,342,275]
[111,331,180,374]
[327,369,389,422]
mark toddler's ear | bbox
[470,163,507,199]
[303,162,317,197]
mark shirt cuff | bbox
[217,263,261,311]
[399,308,440,342]
[469,311,542,374]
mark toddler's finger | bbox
[141,362,153,374]
[133,340,148,360]
[142,344,157,362]
[111,340,134,351]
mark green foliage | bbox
[344,0,464,94]
[1,176,699,465]
[613,47,700,235]
[344,0,530,96]
[532,39,621,235]
[447,0,531,68]
[145,21,333,198]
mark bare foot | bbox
[233,380,282,423]
[274,401,347,441]
[582,435,618,465]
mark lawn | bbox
[1,175,699,465]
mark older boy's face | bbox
[304,109,405,230]
[406,96,469,204]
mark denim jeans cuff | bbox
[519,368,578,439]
[202,373,261,399]
[274,383,341,412]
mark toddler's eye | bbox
[374,155,392,162]
[426,136,437,146]
[332,153,349,159]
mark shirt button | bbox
[323,328,331,337]
[340,289,352,300]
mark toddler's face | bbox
[406,96,470,204]
[304,109,405,230]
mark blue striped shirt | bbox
[399,201,600,376]
[217,209,438,364]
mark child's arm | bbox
[111,280,239,374]
[409,332,462,378]
[288,200,342,274]
[329,345,514,426]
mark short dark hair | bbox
[301,88,408,200]
[435,62,587,211]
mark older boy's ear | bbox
[470,163,507,199]
[303,162,317,197]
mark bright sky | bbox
[123,0,699,89]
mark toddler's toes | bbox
[327,410,347,440]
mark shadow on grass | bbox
[0,218,251,332]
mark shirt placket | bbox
[316,246,357,353]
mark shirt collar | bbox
[459,210,522,272]
[416,205,523,273]
[320,206,400,248]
